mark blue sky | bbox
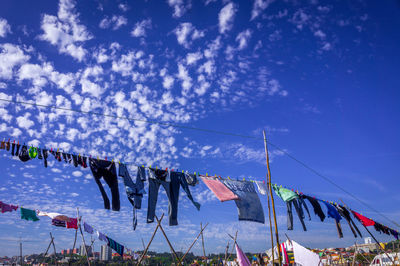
[0,0,400,257]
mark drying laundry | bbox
[52,219,66,227]
[335,204,362,238]
[107,236,124,256]
[200,176,239,202]
[235,243,251,266]
[255,181,268,195]
[0,201,18,213]
[184,171,198,186]
[297,195,311,221]
[18,145,31,162]
[148,167,170,182]
[67,218,78,229]
[20,207,39,221]
[97,231,108,242]
[37,211,70,222]
[272,184,299,202]
[170,171,201,211]
[301,195,325,222]
[84,222,94,234]
[351,210,375,226]
[320,201,343,238]
[89,158,120,211]
[222,179,265,224]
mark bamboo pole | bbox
[154,215,180,262]
[50,232,57,266]
[226,231,238,262]
[223,241,229,266]
[351,242,358,266]
[77,208,91,266]
[362,224,394,264]
[263,130,282,265]
[178,223,209,265]
[201,222,206,258]
[136,214,165,265]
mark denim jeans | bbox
[222,179,265,224]
[287,199,307,231]
[147,170,178,226]
[171,172,201,211]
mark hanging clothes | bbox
[20,208,39,221]
[42,149,48,167]
[200,176,239,202]
[301,195,325,222]
[89,158,120,211]
[52,219,66,227]
[118,164,146,230]
[97,231,108,242]
[320,201,343,238]
[106,236,124,256]
[0,201,18,213]
[170,171,201,211]
[18,145,31,162]
[66,218,78,229]
[351,210,375,226]
[221,179,265,224]
[184,171,198,186]
[272,184,306,230]
[255,181,268,195]
[297,194,311,221]
[390,229,399,240]
[291,240,320,266]
[235,243,251,266]
[83,222,94,234]
[37,211,70,222]
[335,205,362,238]
[147,168,177,226]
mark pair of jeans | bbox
[335,205,362,238]
[89,158,120,211]
[297,196,311,220]
[222,179,265,224]
[171,172,200,210]
[147,177,178,226]
[302,195,325,222]
[287,199,307,231]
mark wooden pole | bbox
[77,208,91,266]
[223,241,229,266]
[351,242,358,266]
[362,224,394,264]
[201,222,206,259]
[266,189,275,265]
[154,215,180,262]
[69,209,79,266]
[263,130,282,265]
[136,214,165,266]
[178,223,209,266]
[50,232,57,266]
[226,231,238,262]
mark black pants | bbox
[287,199,307,231]
[89,159,120,211]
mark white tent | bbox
[266,239,321,266]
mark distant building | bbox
[101,245,112,261]
[365,237,373,244]
[92,252,100,260]
[80,245,92,257]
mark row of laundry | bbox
[0,201,127,256]
[271,184,400,240]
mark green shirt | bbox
[21,207,39,221]
[272,184,299,202]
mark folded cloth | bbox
[200,176,239,202]
[20,207,39,221]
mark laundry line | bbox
[1,97,398,230]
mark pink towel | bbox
[235,243,251,266]
[0,201,18,213]
[200,176,239,202]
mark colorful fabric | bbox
[320,201,341,223]
[20,207,39,221]
[235,243,251,266]
[255,181,268,195]
[272,184,298,202]
[37,211,70,222]
[0,201,18,213]
[28,146,37,158]
[200,176,239,202]
[97,231,108,242]
[351,210,375,226]
[107,236,124,256]
[66,218,78,229]
[84,222,94,234]
[52,219,66,227]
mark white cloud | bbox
[0,43,30,79]
[39,0,92,61]
[0,18,12,37]
[177,63,192,96]
[167,0,191,18]
[163,75,174,89]
[72,171,83,177]
[16,113,35,130]
[251,0,274,20]
[236,29,252,50]
[80,78,105,98]
[218,2,237,34]
[314,29,326,39]
[186,52,203,65]
[291,9,309,30]
[174,23,204,48]
[99,15,127,30]
[131,19,152,37]
[118,3,129,12]
[70,192,79,197]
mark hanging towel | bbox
[221,179,265,224]
[66,218,78,229]
[200,176,239,202]
[106,236,124,256]
[37,211,70,222]
[235,243,251,266]
[20,207,39,221]
[97,231,108,242]
[0,201,18,213]
[52,219,66,227]
[255,181,268,195]
[351,210,375,226]
[291,240,320,266]
[271,184,298,202]
[84,222,94,234]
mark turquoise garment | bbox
[20,207,39,221]
[272,184,299,202]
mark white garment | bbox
[255,181,268,195]
[37,211,70,221]
[292,240,320,266]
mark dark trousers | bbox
[287,199,307,231]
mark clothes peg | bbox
[105,157,107,161]
[142,165,144,168]
[165,168,168,171]
[206,173,208,176]
[182,170,184,173]
[243,178,245,181]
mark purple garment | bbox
[235,243,251,266]
[84,222,94,234]
[52,219,66,227]
[97,231,108,242]
[0,201,18,213]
